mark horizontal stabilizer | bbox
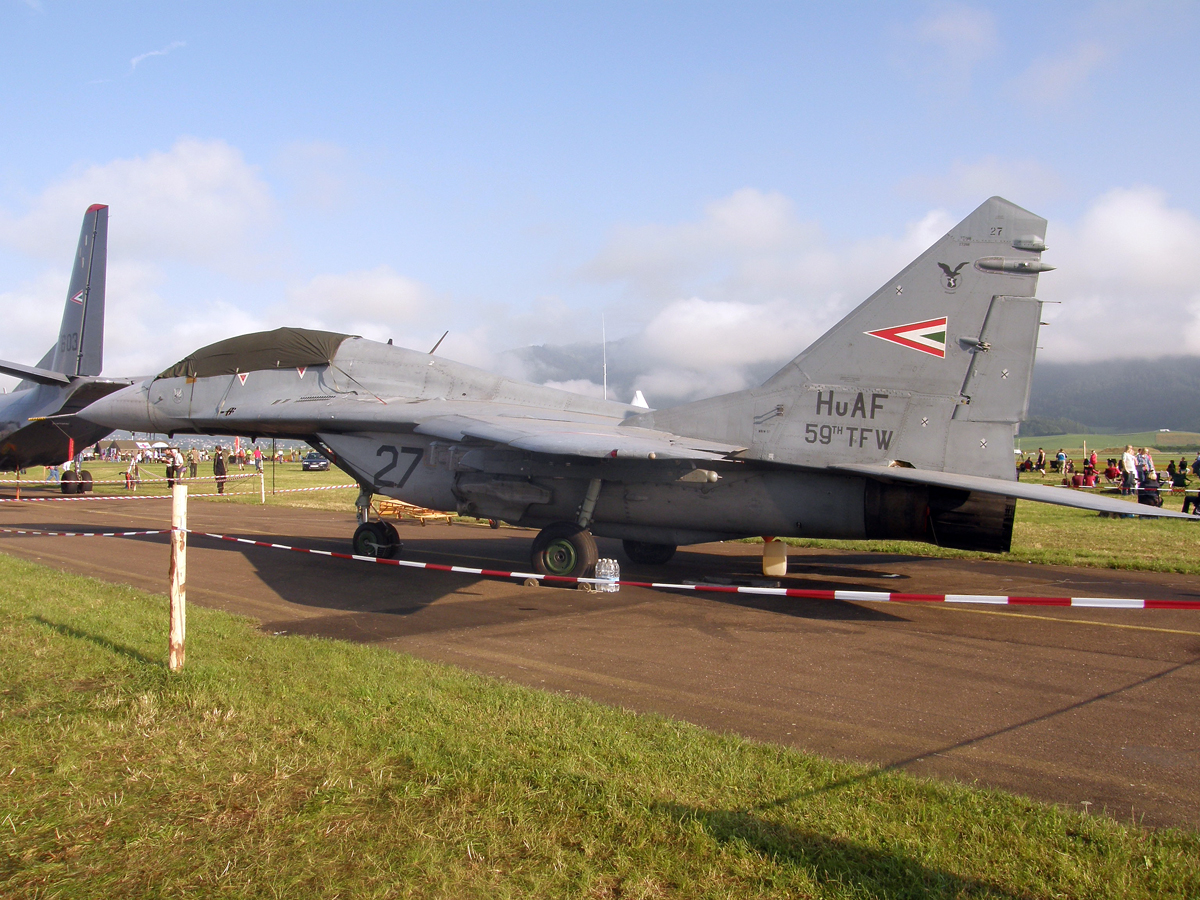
[0,359,71,386]
[833,463,1200,520]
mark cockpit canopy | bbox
[157,327,354,379]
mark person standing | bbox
[213,445,227,494]
[189,447,199,479]
[253,445,263,473]
[1035,448,1046,475]
[1121,445,1137,495]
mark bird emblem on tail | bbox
[938,261,968,292]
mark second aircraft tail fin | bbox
[49,204,108,378]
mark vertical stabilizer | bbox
[631,197,1051,482]
[49,204,108,377]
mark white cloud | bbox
[130,41,186,73]
[1011,40,1107,104]
[284,265,437,344]
[1038,187,1200,360]
[542,379,606,399]
[891,3,999,98]
[0,138,275,271]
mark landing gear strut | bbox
[531,522,598,578]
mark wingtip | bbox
[86,203,108,213]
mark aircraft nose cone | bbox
[79,383,155,432]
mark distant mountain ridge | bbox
[1027,356,1200,434]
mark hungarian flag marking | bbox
[237,372,249,386]
[865,316,948,358]
[69,290,85,305]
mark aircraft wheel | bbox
[531,522,598,578]
[352,521,401,559]
[622,539,676,565]
[60,471,79,495]
[80,470,94,493]
[378,521,401,559]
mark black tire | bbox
[60,470,79,495]
[622,539,677,566]
[377,521,401,559]
[353,521,399,558]
[531,522,598,578]
[80,470,94,494]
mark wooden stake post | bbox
[169,484,187,670]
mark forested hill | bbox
[1027,356,1200,434]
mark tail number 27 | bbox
[374,446,423,488]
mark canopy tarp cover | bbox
[158,328,353,378]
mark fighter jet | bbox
[0,205,132,489]
[79,197,1196,575]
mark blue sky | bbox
[2,2,1199,403]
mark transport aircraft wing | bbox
[832,463,1200,520]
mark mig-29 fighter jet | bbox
[80,197,1196,576]
[0,205,132,489]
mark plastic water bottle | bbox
[594,558,620,592]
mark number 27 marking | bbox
[374,446,423,488]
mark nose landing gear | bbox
[352,520,401,559]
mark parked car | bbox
[301,451,330,472]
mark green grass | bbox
[2,554,1197,898]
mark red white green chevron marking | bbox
[866,316,948,358]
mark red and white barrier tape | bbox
[0,472,262,486]
[181,530,1200,610]
[0,493,177,503]
[268,483,356,494]
[0,526,167,537]
[0,489,262,503]
[5,522,1197,610]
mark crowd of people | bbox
[1018,445,1200,513]
[121,444,300,492]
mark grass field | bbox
[2,553,1197,898]
[1015,431,1200,457]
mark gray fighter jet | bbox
[79,197,1195,575]
[0,205,132,488]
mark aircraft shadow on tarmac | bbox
[652,801,1028,899]
[103,527,909,634]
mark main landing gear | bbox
[531,522,598,578]
[59,470,93,495]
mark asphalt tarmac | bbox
[2,494,1198,829]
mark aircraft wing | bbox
[832,463,1199,520]
[412,412,744,460]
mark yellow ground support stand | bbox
[374,498,455,526]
